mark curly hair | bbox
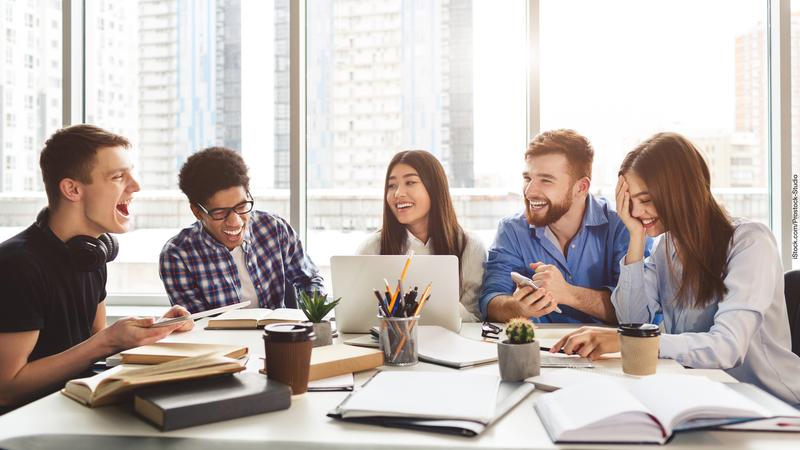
[178,147,250,205]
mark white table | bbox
[0,322,797,450]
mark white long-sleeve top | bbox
[356,229,486,322]
[612,219,800,404]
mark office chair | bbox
[783,270,800,357]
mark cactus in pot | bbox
[497,317,540,381]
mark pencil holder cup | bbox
[379,315,419,366]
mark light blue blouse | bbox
[612,219,800,404]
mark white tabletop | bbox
[0,322,797,450]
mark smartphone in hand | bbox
[509,271,562,314]
[510,271,540,290]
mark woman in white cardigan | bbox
[551,132,800,404]
[356,150,486,322]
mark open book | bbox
[534,373,799,444]
[328,370,535,437]
[205,308,308,329]
[61,353,245,407]
[119,342,248,364]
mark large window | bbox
[82,0,287,295]
[540,0,769,224]
[305,0,528,289]
[1,0,794,302]
[0,0,61,232]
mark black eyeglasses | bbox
[481,321,503,339]
[196,193,254,221]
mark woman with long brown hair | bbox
[356,150,486,321]
[551,132,800,403]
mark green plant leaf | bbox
[298,289,341,323]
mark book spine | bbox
[160,390,291,431]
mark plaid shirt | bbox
[159,210,325,313]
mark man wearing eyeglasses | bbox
[159,147,325,313]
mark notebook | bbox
[328,370,535,436]
[307,373,355,392]
[534,373,800,444]
[345,325,593,369]
[205,308,308,329]
[61,354,245,407]
[134,373,291,431]
[119,342,248,365]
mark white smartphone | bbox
[509,272,562,314]
[150,301,252,328]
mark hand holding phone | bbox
[510,271,563,314]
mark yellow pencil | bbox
[390,250,415,308]
[384,278,399,314]
[413,282,433,316]
[399,250,415,282]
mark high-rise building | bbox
[0,0,62,193]
[287,0,474,189]
[137,0,241,190]
[732,13,800,189]
[85,1,139,148]
[217,0,242,152]
[273,0,290,189]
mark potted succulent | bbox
[298,289,341,347]
[497,317,540,381]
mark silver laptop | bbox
[331,255,462,333]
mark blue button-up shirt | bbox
[159,210,325,313]
[480,194,646,323]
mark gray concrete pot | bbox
[311,321,333,347]
[497,339,540,381]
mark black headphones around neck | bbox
[35,208,119,272]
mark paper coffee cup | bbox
[263,323,315,394]
[618,323,660,376]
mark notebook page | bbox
[629,374,772,433]
[211,308,272,320]
[341,371,499,423]
[534,380,663,442]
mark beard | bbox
[525,194,573,227]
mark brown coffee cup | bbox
[618,323,660,376]
[263,323,315,394]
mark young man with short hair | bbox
[160,147,325,313]
[481,129,648,324]
[0,125,192,412]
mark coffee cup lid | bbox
[263,322,315,343]
[617,323,660,337]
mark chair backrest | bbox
[783,270,800,356]
[284,281,298,309]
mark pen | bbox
[373,289,390,316]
